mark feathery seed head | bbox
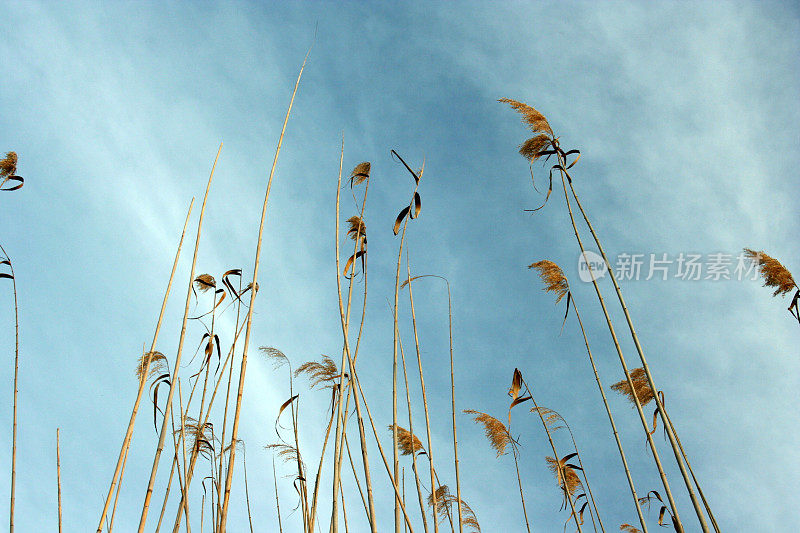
[464,409,511,457]
[611,368,654,406]
[0,152,17,177]
[135,351,167,381]
[294,355,338,389]
[744,248,797,296]
[350,162,370,185]
[388,424,424,456]
[546,456,582,496]
[529,260,570,304]
[194,274,216,292]
[346,216,366,242]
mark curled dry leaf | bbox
[393,205,410,236]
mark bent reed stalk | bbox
[97,198,194,532]
[530,260,647,531]
[137,144,221,533]
[218,45,310,533]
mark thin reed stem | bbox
[137,144,221,533]
[555,169,684,531]
[571,298,647,532]
[564,171,710,531]
[96,198,194,532]
[0,244,19,533]
[217,43,310,533]
[520,377,582,533]
[405,261,439,532]
[398,326,430,533]
[57,428,62,533]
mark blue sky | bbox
[1,1,799,531]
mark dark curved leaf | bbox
[0,176,23,191]
[393,206,410,235]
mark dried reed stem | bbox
[331,142,378,533]
[555,170,684,531]
[96,198,193,531]
[571,296,647,532]
[403,275,463,532]
[273,457,284,533]
[108,433,130,532]
[218,45,310,532]
[521,377,582,532]
[392,161,422,533]
[153,454,177,533]
[397,327,430,533]
[57,428,62,533]
[405,262,439,532]
[562,165,708,531]
[1,244,19,533]
[137,143,220,533]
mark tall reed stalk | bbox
[561,156,709,532]
[137,143,221,533]
[218,46,310,532]
[403,274,463,532]
[405,261,439,532]
[391,151,423,533]
[0,244,19,533]
[56,428,62,533]
[499,98,688,531]
[515,374,583,532]
[529,260,647,531]
[331,149,376,533]
[96,198,194,532]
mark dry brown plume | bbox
[545,456,582,496]
[387,424,423,456]
[135,351,168,381]
[294,355,338,389]
[529,260,569,304]
[260,346,289,369]
[0,151,17,177]
[619,525,642,533]
[611,368,655,406]
[194,274,216,292]
[463,409,511,457]
[744,248,797,296]
[265,443,303,467]
[499,98,554,162]
[498,98,553,137]
[530,406,565,432]
[350,162,370,186]
[346,216,366,242]
[427,485,481,533]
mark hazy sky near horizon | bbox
[1,1,799,531]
